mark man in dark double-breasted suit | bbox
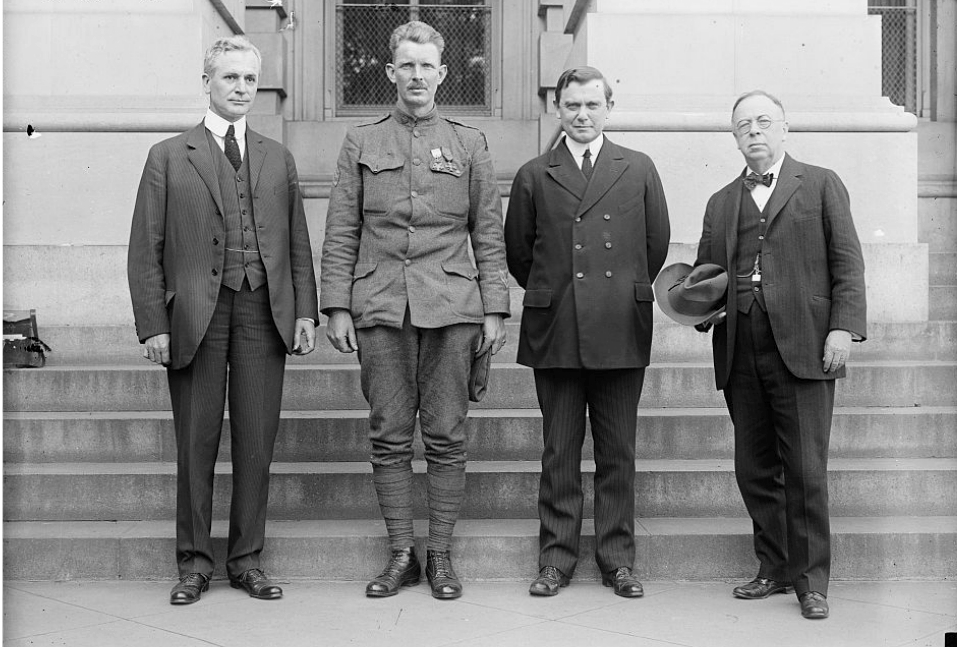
[128,36,318,605]
[694,90,866,620]
[505,66,670,598]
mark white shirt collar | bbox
[563,134,605,169]
[204,109,247,140]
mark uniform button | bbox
[237,177,244,183]
[605,242,612,249]
[603,214,611,220]
[240,193,245,198]
[212,238,219,245]
[413,158,421,165]
[244,226,250,232]
[242,210,247,215]
[244,244,249,250]
[411,190,418,198]
[405,259,412,266]
[605,271,613,278]
[760,218,766,223]
[413,129,420,137]
[575,217,581,223]
[758,235,764,240]
[575,244,582,250]
[212,269,218,276]
[409,226,416,233]
[576,272,584,279]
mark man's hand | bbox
[694,307,727,333]
[822,329,852,373]
[293,318,316,355]
[143,333,171,366]
[326,309,358,353]
[478,314,506,356]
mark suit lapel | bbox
[724,179,744,272]
[765,153,802,229]
[545,140,586,202]
[576,139,628,218]
[186,122,225,218]
[246,128,267,193]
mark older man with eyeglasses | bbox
[693,90,867,620]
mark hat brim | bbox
[653,263,727,326]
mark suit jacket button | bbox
[605,242,612,249]
[405,259,412,266]
[576,272,584,279]
[213,238,219,245]
[603,214,611,220]
[605,271,612,277]
[212,269,218,276]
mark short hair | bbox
[389,21,445,60]
[204,36,262,77]
[554,66,613,105]
[732,90,786,119]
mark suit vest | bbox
[735,191,769,314]
[206,130,266,292]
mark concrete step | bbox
[5,458,954,522]
[5,407,955,464]
[5,361,956,411]
[4,516,955,581]
[29,321,957,365]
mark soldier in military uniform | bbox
[320,21,510,600]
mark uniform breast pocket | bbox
[433,163,470,219]
[359,154,405,214]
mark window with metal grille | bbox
[868,0,919,114]
[336,1,492,115]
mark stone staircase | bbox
[4,320,956,582]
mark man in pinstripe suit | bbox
[694,91,866,619]
[128,36,319,605]
[505,67,670,597]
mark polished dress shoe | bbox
[799,591,829,619]
[602,567,644,598]
[529,566,569,596]
[732,577,792,599]
[170,573,209,605]
[366,547,421,598]
[229,568,283,599]
[426,550,462,600]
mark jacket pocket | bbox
[634,283,655,302]
[619,194,642,213]
[358,154,405,214]
[442,262,483,318]
[523,289,553,308]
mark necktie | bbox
[581,148,593,180]
[224,124,242,171]
[743,171,773,191]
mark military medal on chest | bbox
[429,147,463,177]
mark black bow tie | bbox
[743,171,773,191]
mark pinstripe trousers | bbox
[533,368,644,576]
[725,305,834,596]
[167,280,287,580]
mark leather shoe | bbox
[170,573,209,605]
[426,550,462,600]
[732,577,792,599]
[602,566,644,598]
[799,591,829,619]
[529,566,569,596]
[366,547,421,598]
[229,568,283,599]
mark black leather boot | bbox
[425,550,462,600]
[365,547,421,598]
